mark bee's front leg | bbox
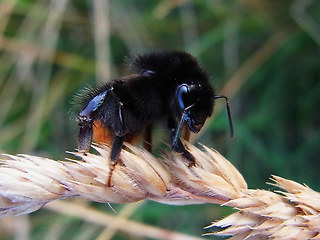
[168,117,195,167]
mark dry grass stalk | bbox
[0,143,319,239]
[45,200,204,240]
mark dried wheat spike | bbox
[1,143,319,240]
[206,175,320,239]
[0,143,247,217]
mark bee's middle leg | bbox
[107,136,125,187]
[143,125,152,153]
[107,102,125,187]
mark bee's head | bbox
[176,82,214,133]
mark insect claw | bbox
[188,161,196,168]
[107,161,118,187]
[107,174,113,187]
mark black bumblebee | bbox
[77,50,233,186]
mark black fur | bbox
[77,50,217,168]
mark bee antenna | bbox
[213,95,234,138]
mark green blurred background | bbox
[0,0,319,239]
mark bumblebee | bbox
[77,50,233,186]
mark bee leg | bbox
[78,125,93,155]
[183,124,190,142]
[143,125,152,152]
[168,118,195,167]
[77,87,113,153]
[107,135,124,187]
[170,129,195,167]
[107,136,124,187]
[107,102,125,187]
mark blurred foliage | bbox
[0,0,319,239]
